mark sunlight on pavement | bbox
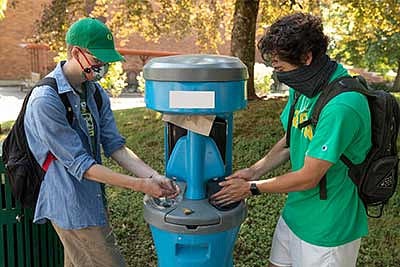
[0,86,145,123]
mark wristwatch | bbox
[250,183,261,196]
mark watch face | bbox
[250,183,261,195]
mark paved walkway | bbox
[0,86,145,123]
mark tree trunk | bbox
[230,0,260,100]
[393,60,400,92]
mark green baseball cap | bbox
[66,17,124,63]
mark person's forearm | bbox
[256,170,317,193]
[250,135,290,179]
[111,146,158,178]
[84,163,144,191]
[256,157,331,193]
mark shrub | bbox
[254,63,274,96]
[99,62,127,97]
[136,71,145,93]
[53,51,67,63]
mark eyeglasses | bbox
[77,47,108,68]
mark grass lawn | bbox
[1,97,399,266]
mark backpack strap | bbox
[32,77,75,170]
[308,76,370,129]
[42,153,57,171]
[33,77,74,124]
[319,175,327,200]
[93,82,103,113]
[59,93,73,124]
[285,91,301,147]
[304,76,369,200]
[39,79,103,121]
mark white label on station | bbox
[169,91,215,108]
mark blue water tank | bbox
[144,54,248,114]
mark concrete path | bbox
[0,86,145,123]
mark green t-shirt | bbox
[279,64,371,246]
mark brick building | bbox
[0,0,231,84]
[0,0,51,80]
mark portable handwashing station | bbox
[143,54,248,267]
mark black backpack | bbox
[287,76,400,218]
[1,77,102,208]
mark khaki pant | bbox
[52,222,126,267]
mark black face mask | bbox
[276,55,337,98]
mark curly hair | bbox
[257,12,329,66]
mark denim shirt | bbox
[24,62,126,229]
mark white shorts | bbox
[269,216,361,267]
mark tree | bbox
[32,0,400,95]
[33,1,234,53]
[256,0,400,91]
[95,0,235,53]
[1,0,19,20]
[32,0,97,51]
[231,0,260,100]
[0,0,10,20]
[32,0,236,97]
[0,0,5,19]
[236,0,321,98]
[32,0,315,98]
[325,0,400,91]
